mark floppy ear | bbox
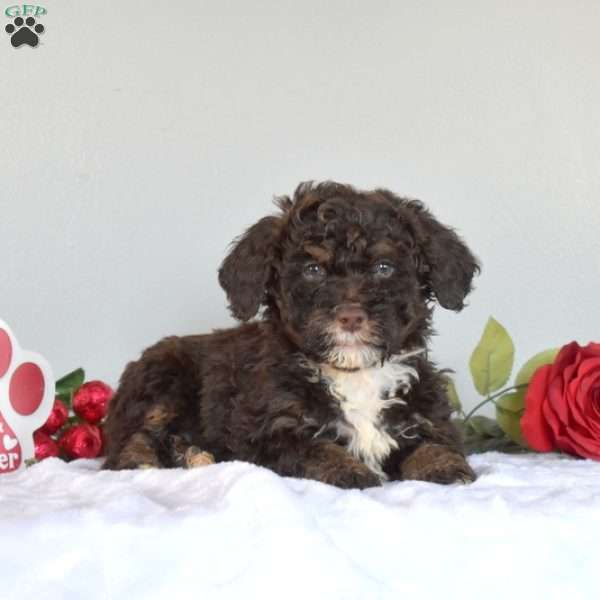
[407,201,480,311]
[218,216,282,321]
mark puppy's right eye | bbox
[303,262,327,281]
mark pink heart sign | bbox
[0,319,54,473]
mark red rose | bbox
[39,397,69,435]
[34,430,60,460]
[521,341,600,459]
[58,424,104,459]
[72,381,114,424]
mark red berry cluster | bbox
[33,370,113,462]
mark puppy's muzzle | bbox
[334,304,368,334]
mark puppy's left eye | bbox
[303,262,327,281]
[372,260,395,278]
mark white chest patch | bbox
[319,353,420,480]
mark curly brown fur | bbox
[104,181,480,487]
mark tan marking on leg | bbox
[116,432,160,469]
[401,443,476,484]
[169,435,215,469]
[184,447,215,469]
[143,405,174,431]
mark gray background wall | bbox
[1,0,599,413]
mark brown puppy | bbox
[103,182,480,488]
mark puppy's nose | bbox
[335,304,368,333]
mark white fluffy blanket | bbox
[1,453,599,600]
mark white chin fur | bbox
[326,330,381,370]
[327,344,382,370]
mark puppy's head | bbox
[219,182,479,369]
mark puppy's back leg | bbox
[103,337,203,470]
[103,403,177,469]
[108,431,161,470]
[105,410,216,470]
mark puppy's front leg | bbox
[387,399,476,484]
[300,442,381,489]
[400,442,476,484]
[262,437,380,489]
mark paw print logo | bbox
[0,320,54,473]
[5,16,45,48]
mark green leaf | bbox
[469,317,515,396]
[443,376,462,414]
[457,415,527,455]
[56,368,85,392]
[55,368,85,407]
[496,389,526,413]
[495,390,529,447]
[466,415,505,439]
[496,406,526,446]
[515,348,559,386]
[464,434,528,455]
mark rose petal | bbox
[575,357,600,378]
[556,424,600,459]
[521,364,555,451]
[553,432,589,458]
[549,342,580,380]
[542,382,563,441]
[594,388,600,413]
[566,373,593,433]
[580,343,600,360]
[547,372,570,425]
[575,364,600,437]
[560,362,582,429]
[562,361,579,386]
[576,372,600,435]
[544,347,580,431]
[592,388,600,426]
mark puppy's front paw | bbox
[305,444,381,489]
[401,443,476,485]
[329,462,381,490]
